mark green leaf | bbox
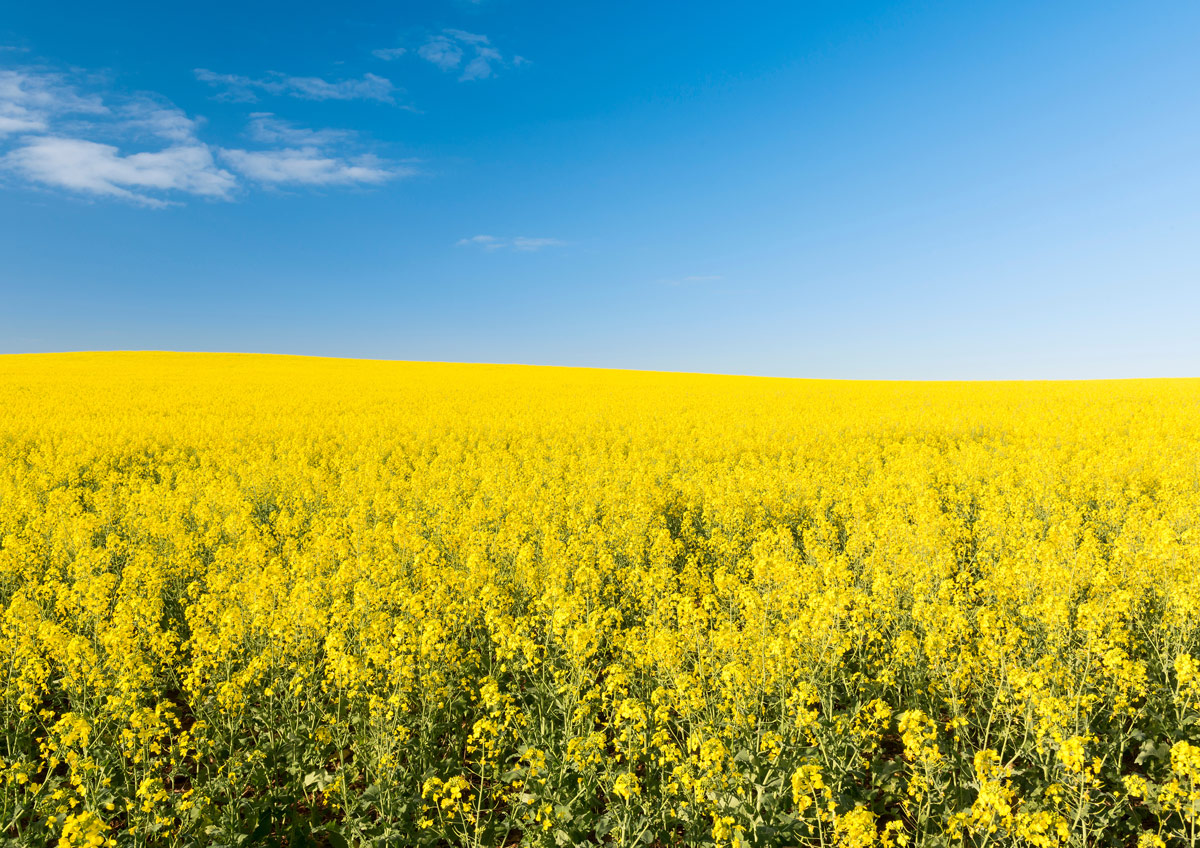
[322,828,350,848]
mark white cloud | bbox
[194,68,396,103]
[220,147,410,186]
[0,69,235,205]
[119,101,202,142]
[443,29,490,45]
[456,234,503,249]
[191,69,257,102]
[5,136,236,206]
[1,66,405,205]
[411,30,517,81]
[461,47,503,81]
[0,69,107,114]
[512,236,564,251]
[457,235,564,252]
[0,69,106,137]
[0,72,194,146]
[223,112,412,187]
[417,38,464,71]
[247,113,353,147]
[371,47,408,61]
[0,113,44,135]
[286,73,394,102]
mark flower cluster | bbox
[1,352,1199,846]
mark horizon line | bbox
[1,349,1197,384]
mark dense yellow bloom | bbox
[1,353,1199,846]
[58,811,111,848]
[835,806,879,848]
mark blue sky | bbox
[2,1,1198,378]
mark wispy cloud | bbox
[6,136,235,206]
[371,47,407,61]
[0,69,105,136]
[378,29,520,82]
[511,236,564,251]
[219,148,405,186]
[456,235,565,252]
[456,234,503,249]
[194,68,397,103]
[443,29,490,45]
[246,113,354,147]
[1,66,405,204]
[417,37,464,72]
[461,46,503,82]
[118,100,204,142]
[0,108,45,136]
[222,114,413,187]
[0,69,234,205]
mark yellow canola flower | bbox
[58,811,112,848]
[0,353,1198,846]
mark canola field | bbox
[2,352,1200,848]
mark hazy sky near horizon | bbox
[1,1,1198,379]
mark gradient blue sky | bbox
[2,1,1197,378]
